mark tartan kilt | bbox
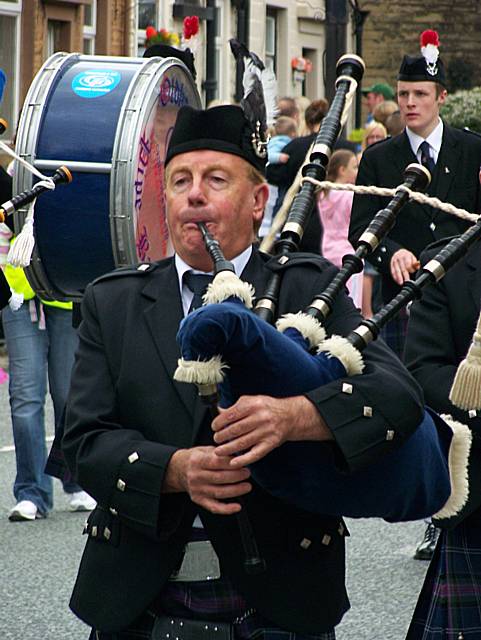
[406,510,481,639]
[91,572,337,639]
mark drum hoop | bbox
[109,56,201,268]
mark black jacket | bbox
[63,249,423,633]
[405,238,481,522]
[349,124,481,302]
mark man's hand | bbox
[163,446,251,515]
[390,248,420,285]
[211,395,332,468]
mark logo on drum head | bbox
[71,70,121,98]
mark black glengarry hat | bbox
[398,30,446,87]
[165,105,268,173]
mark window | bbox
[137,0,166,56]
[139,0,156,30]
[0,0,21,142]
[265,9,277,73]
[83,0,96,54]
[46,20,65,57]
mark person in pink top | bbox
[317,149,364,309]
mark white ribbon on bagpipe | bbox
[0,140,56,267]
[261,75,359,253]
[301,177,480,223]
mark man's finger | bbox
[229,444,270,468]
[196,468,251,484]
[392,263,403,285]
[199,498,243,515]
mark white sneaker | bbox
[69,491,96,512]
[9,500,43,521]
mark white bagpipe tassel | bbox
[449,308,481,410]
[276,312,326,350]
[7,205,35,268]
[203,271,255,308]
[317,335,365,376]
[174,355,227,386]
[7,176,56,268]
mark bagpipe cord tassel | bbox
[0,141,56,268]
[432,414,472,520]
[449,307,481,410]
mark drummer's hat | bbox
[398,29,446,86]
[143,44,196,80]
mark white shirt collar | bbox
[406,118,443,163]
[175,245,253,316]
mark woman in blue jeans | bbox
[2,272,95,520]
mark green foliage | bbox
[446,59,474,93]
[441,87,481,133]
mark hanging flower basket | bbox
[145,25,180,47]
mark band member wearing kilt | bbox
[61,103,425,639]
[350,28,481,561]
[404,238,481,639]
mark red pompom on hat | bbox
[420,29,440,48]
[398,28,446,85]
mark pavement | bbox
[0,352,429,639]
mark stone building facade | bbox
[358,0,481,102]
[0,0,359,146]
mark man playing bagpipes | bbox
[61,75,427,639]
[349,29,481,561]
[404,238,481,639]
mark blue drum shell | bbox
[33,60,140,298]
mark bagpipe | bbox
[174,56,475,528]
[0,165,72,224]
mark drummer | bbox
[61,103,424,640]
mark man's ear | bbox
[252,182,270,225]
[438,89,448,106]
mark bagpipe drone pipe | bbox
[253,53,365,324]
[174,162,479,524]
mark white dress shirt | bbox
[405,118,444,165]
[175,245,253,316]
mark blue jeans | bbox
[2,300,80,514]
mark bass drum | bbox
[13,52,201,301]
